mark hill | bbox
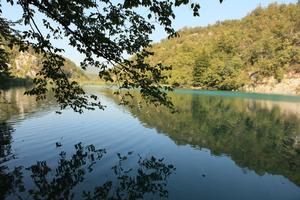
[0,44,88,89]
[146,2,300,94]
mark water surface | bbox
[1,87,300,200]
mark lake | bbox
[1,87,300,200]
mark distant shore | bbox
[3,74,299,97]
[181,74,300,96]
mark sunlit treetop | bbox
[0,0,222,113]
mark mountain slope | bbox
[146,2,300,93]
[0,42,88,90]
[6,46,88,81]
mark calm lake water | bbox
[1,87,300,200]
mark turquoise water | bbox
[1,87,300,200]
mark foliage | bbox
[146,2,300,90]
[0,17,17,85]
[0,0,223,112]
[192,51,209,87]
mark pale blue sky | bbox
[2,0,298,72]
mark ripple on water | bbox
[2,88,300,200]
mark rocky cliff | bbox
[8,49,87,81]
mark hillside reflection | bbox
[104,90,300,186]
[0,88,57,121]
[0,88,55,187]
[0,142,175,200]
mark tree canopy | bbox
[146,2,300,90]
[0,0,223,112]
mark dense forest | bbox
[146,2,300,90]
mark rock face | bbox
[8,49,87,80]
[12,52,40,78]
[244,73,300,95]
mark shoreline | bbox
[3,75,300,98]
[178,74,300,97]
[177,86,300,97]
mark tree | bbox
[193,51,210,87]
[0,18,15,85]
[0,0,223,113]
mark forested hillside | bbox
[146,2,300,92]
[0,43,88,88]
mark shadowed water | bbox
[1,87,300,200]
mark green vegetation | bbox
[147,2,300,90]
[1,0,224,112]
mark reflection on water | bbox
[0,122,14,164]
[105,90,300,186]
[0,89,175,199]
[1,87,300,199]
[0,142,174,200]
[0,88,56,121]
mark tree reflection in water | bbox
[0,122,14,164]
[0,88,175,199]
[0,141,175,200]
[0,122,22,200]
[104,90,300,186]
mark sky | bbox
[2,0,298,73]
